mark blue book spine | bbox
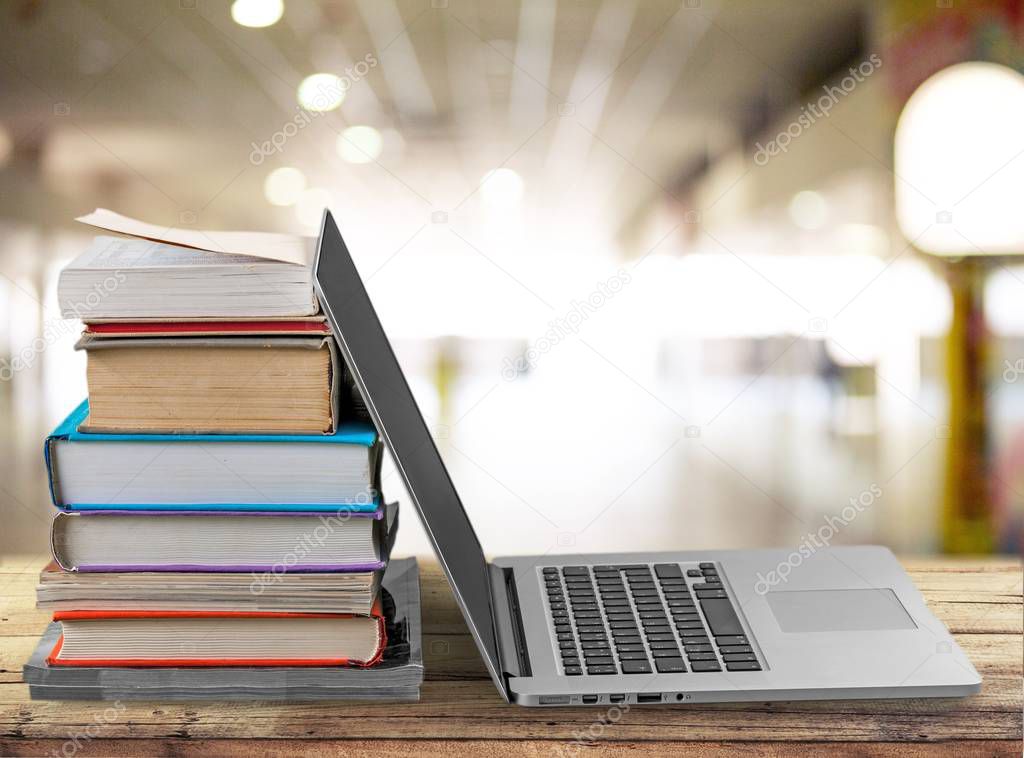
[45,400,381,513]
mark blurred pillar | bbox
[942,260,992,553]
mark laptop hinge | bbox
[488,563,531,680]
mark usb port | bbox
[637,693,662,703]
[582,695,598,704]
[609,694,625,703]
[539,695,569,705]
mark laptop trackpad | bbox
[766,589,917,632]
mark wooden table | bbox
[1,555,1021,756]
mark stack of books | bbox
[24,210,422,701]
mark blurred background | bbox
[1,0,1022,561]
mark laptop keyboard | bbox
[542,562,762,676]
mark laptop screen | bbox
[313,211,506,697]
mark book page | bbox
[77,208,314,266]
[69,237,271,269]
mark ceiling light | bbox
[263,167,306,206]
[231,0,284,28]
[788,190,828,230]
[295,187,332,229]
[480,168,524,208]
[297,73,345,112]
[337,126,383,164]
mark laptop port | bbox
[609,694,625,703]
[539,696,569,705]
[637,693,662,703]
[582,695,599,704]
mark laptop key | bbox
[655,657,687,673]
[687,652,717,661]
[638,622,671,635]
[663,592,692,601]
[587,665,617,675]
[621,660,653,674]
[559,641,576,650]
[614,636,643,647]
[610,621,638,630]
[585,656,615,667]
[564,666,582,676]
[722,652,757,662]
[675,621,704,630]
[690,661,722,672]
[686,569,702,577]
[682,632,710,642]
[726,661,762,672]
[654,563,683,579]
[698,562,715,570]
[582,642,611,651]
[646,633,676,643]
[652,648,683,658]
[617,650,649,660]
[700,598,744,636]
[718,645,753,655]
[679,628,709,637]
[715,635,748,646]
[696,589,728,599]
[562,566,589,575]
[612,628,640,637]
[672,613,700,622]
[649,640,680,650]
[684,644,713,654]
[557,633,575,642]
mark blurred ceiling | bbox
[0,0,868,245]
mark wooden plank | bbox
[0,739,1021,758]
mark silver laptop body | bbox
[313,210,980,707]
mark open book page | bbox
[76,208,314,266]
[70,237,273,269]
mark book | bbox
[45,400,381,512]
[59,236,318,319]
[35,561,382,614]
[84,319,330,337]
[46,608,386,667]
[25,558,423,701]
[50,504,396,572]
[77,334,342,434]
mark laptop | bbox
[313,210,981,707]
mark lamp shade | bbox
[894,62,1024,256]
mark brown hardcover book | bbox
[76,334,341,434]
